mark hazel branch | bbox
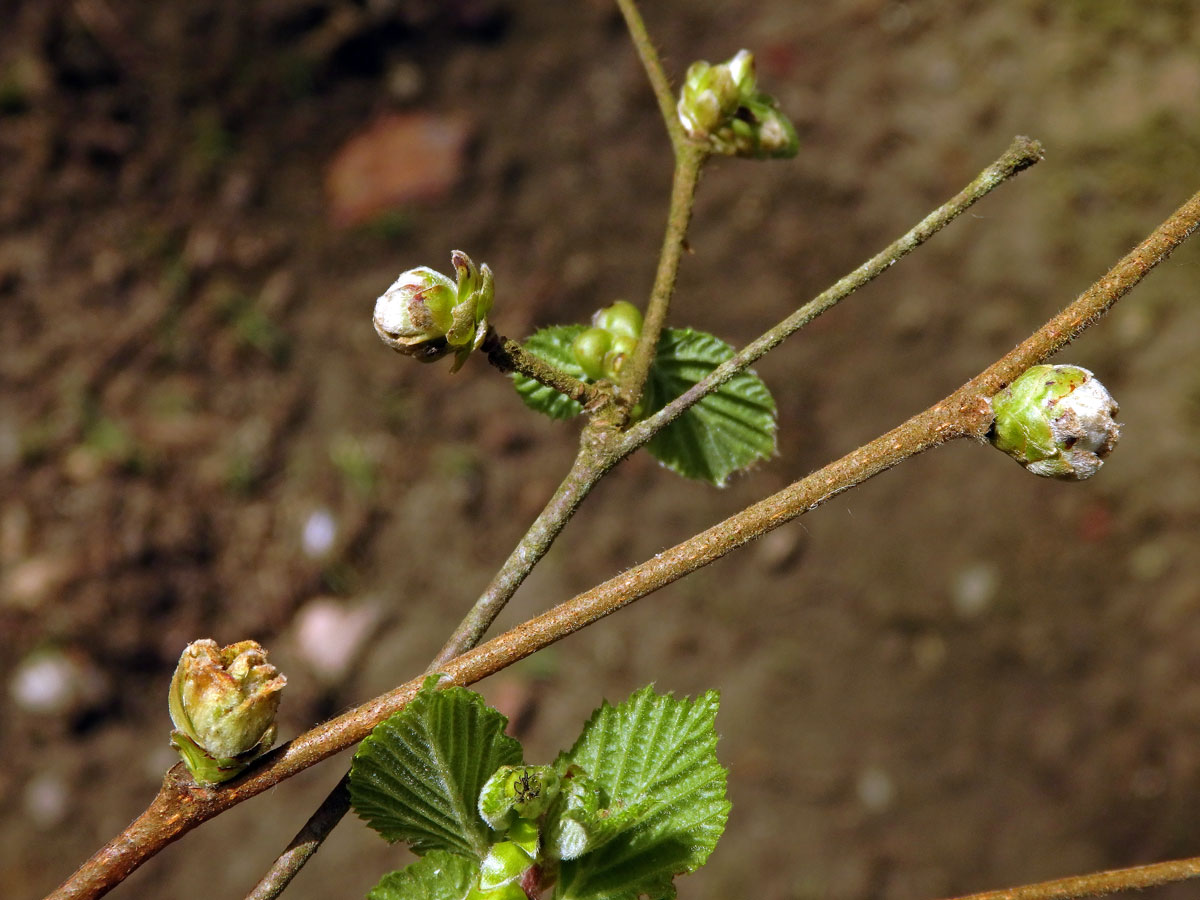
[48,185,1200,900]
[479,326,606,409]
[941,853,1200,900]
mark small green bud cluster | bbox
[471,762,614,897]
[168,639,286,785]
[570,300,643,382]
[677,50,799,159]
[989,364,1121,480]
[373,250,494,372]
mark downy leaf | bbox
[366,850,478,900]
[554,685,729,900]
[513,326,776,485]
[350,675,524,859]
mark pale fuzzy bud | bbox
[373,266,457,361]
[169,639,286,784]
[373,252,494,371]
[989,364,1121,480]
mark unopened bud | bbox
[544,764,605,861]
[373,251,494,372]
[677,50,798,159]
[168,639,286,785]
[477,840,537,896]
[989,364,1121,480]
[479,764,561,831]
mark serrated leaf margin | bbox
[366,850,479,900]
[349,675,525,859]
[555,685,730,900]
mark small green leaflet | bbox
[366,851,477,900]
[642,328,776,486]
[553,686,730,900]
[512,326,776,486]
[349,675,524,859]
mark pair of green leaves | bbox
[349,680,729,900]
[513,326,776,487]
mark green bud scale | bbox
[168,639,286,785]
[373,250,494,372]
[989,364,1121,480]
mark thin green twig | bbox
[615,0,684,144]
[617,142,706,417]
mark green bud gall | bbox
[168,639,286,785]
[478,840,536,892]
[591,299,644,341]
[571,327,613,382]
[373,250,494,372]
[479,764,561,831]
[990,364,1121,480]
[602,333,638,381]
[677,50,799,159]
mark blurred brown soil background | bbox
[3,1,1200,898]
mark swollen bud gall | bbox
[989,364,1121,480]
[373,251,494,372]
[479,764,561,831]
[677,50,799,159]
[168,639,286,785]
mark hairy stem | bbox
[430,434,612,667]
[618,142,706,415]
[243,775,350,900]
[942,854,1200,900]
[615,0,683,144]
[49,186,1200,900]
[480,326,603,409]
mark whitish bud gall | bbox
[544,764,605,861]
[989,364,1121,480]
[677,50,798,159]
[168,639,286,785]
[373,251,494,372]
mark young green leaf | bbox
[366,850,478,900]
[349,675,525,859]
[513,325,776,486]
[554,685,730,900]
[643,328,775,486]
[512,325,589,419]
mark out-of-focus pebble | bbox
[324,112,471,227]
[856,765,896,813]
[24,771,70,828]
[293,598,382,684]
[951,561,999,619]
[9,649,107,716]
[301,508,337,559]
